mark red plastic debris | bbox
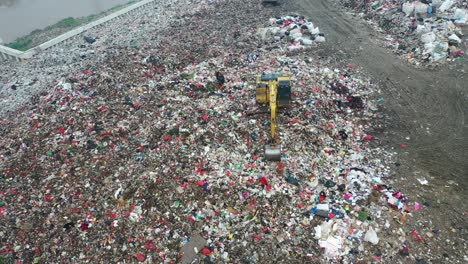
[107,211,117,219]
[145,241,156,251]
[201,248,211,256]
[259,177,268,186]
[253,234,262,242]
[412,230,423,243]
[136,252,145,262]
[196,180,205,187]
[318,194,326,202]
[277,163,284,171]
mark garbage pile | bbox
[338,0,467,65]
[257,15,325,54]
[1,0,420,263]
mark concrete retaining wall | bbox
[0,0,156,62]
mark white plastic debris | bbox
[421,32,436,43]
[448,34,461,44]
[439,0,455,12]
[364,227,379,245]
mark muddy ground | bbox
[277,0,467,262]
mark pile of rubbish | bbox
[338,0,467,65]
[257,15,325,54]
[1,0,422,263]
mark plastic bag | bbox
[448,34,461,44]
[292,32,303,39]
[416,25,427,34]
[364,227,379,245]
[309,26,320,35]
[421,32,436,43]
[432,52,446,61]
[433,41,449,53]
[300,38,314,46]
[432,0,443,7]
[315,36,326,42]
[423,42,435,54]
[414,2,428,15]
[453,9,468,24]
[439,0,455,12]
[402,2,415,16]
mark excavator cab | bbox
[256,73,292,161]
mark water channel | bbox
[0,0,132,43]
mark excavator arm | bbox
[264,80,281,161]
[256,73,291,161]
[269,80,278,142]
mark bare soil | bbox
[281,0,467,262]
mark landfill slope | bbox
[290,0,467,262]
[0,0,467,263]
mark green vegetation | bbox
[6,36,32,51]
[50,17,82,29]
[6,0,139,51]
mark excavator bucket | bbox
[265,144,281,161]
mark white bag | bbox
[315,36,326,42]
[439,0,455,12]
[292,32,303,39]
[454,8,468,24]
[448,34,461,43]
[423,42,435,54]
[432,0,443,8]
[301,38,314,46]
[414,2,428,15]
[364,227,379,245]
[309,26,320,35]
[421,32,436,43]
[432,52,446,61]
[402,2,415,16]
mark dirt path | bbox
[281,0,467,262]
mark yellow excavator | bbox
[256,73,292,161]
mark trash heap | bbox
[1,0,420,263]
[337,0,467,65]
[257,15,325,54]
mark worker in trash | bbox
[215,71,225,90]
